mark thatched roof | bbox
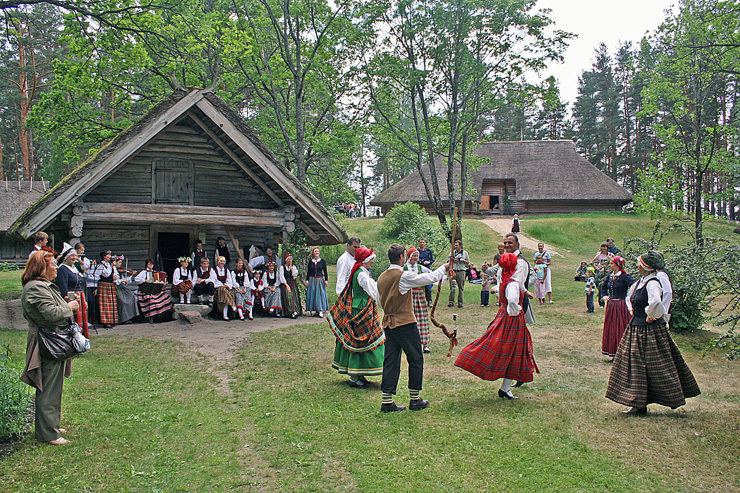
[370,160,479,204]
[10,89,347,244]
[370,140,632,205]
[0,181,48,232]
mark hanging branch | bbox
[429,206,459,359]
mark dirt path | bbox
[480,216,565,256]
[97,315,325,393]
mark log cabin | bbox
[0,181,48,264]
[9,89,346,275]
[370,140,632,215]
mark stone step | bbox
[172,303,212,320]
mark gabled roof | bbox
[370,140,632,205]
[0,181,48,232]
[11,89,346,244]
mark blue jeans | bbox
[586,293,594,313]
[480,290,490,306]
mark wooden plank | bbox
[186,111,285,207]
[194,99,345,243]
[298,221,320,241]
[83,212,285,228]
[84,202,284,217]
[18,89,206,238]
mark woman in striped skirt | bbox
[455,252,539,400]
[606,252,700,415]
[94,250,118,328]
[135,259,174,322]
[404,246,432,353]
[304,247,329,317]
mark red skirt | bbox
[455,305,539,382]
[602,298,630,357]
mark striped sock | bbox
[409,389,421,401]
[382,393,393,405]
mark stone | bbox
[172,303,211,322]
[0,299,24,330]
[178,311,202,324]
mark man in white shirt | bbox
[335,236,361,295]
[377,244,448,413]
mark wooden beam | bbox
[186,111,285,207]
[16,89,206,238]
[83,202,285,218]
[298,221,320,241]
[194,99,346,243]
[83,211,285,228]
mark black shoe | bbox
[409,399,429,411]
[623,406,647,415]
[358,376,370,385]
[514,381,526,388]
[380,402,406,413]
[458,303,464,308]
[498,389,518,400]
[447,302,454,308]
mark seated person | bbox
[193,257,216,305]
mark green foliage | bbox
[0,263,19,272]
[0,345,31,441]
[633,165,683,219]
[380,202,447,256]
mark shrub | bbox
[0,262,20,272]
[380,202,447,259]
[0,345,32,441]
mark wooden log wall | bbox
[0,234,32,263]
[82,224,151,267]
[524,201,623,214]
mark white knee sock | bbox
[237,307,244,319]
[501,378,512,393]
[179,294,185,304]
[222,306,229,319]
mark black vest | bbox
[234,270,247,287]
[177,268,190,282]
[98,262,114,283]
[517,253,531,313]
[215,244,231,264]
[629,277,663,326]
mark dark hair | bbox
[504,233,519,245]
[388,243,405,263]
[195,239,203,245]
[100,250,112,260]
[144,258,155,267]
[346,236,361,246]
[74,242,84,250]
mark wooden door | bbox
[153,160,193,204]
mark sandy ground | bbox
[480,216,564,255]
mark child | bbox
[253,270,264,314]
[480,262,492,307]
[533,256,548,304]
[585,267,597,313]
[574,261,588,281]
[467,263,482,284]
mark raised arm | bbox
[398,264,447,294]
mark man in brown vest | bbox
[377,244,448,413]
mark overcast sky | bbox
[535,0,676,105]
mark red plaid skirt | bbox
[602,298,630,357]
[455,303,539,382]
[73,290,89,338]
[411,287,430,346]
[97,282,118,326]
[172,280,193,295]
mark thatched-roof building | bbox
[0,181,48,263]
[10,89,346,274]
[370,140,632,214]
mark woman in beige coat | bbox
[21,250,79,445]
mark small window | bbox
[154,160,192,204]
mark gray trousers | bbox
[35,357,65,442]
[448,270,466,305]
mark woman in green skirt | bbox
[328,247,385,388]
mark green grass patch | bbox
[0,271,21,301]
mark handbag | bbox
[38,319,90,361]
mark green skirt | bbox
[332,341,385,376]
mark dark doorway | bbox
[157,232,190,278]
[490,195,500,211]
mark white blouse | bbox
[626,273,666,320]
[172,267,192,286]
[356,267,380,302]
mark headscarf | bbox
[347,246,375,291]
[406,246,417,258]
[638,251,665,272]
[57,242,76,262]
[283,251,293,263]
[611,255,626,274]
[498,252,518,293]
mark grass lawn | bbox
[0,270,21,300]
[0,213,738,492]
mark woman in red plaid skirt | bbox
[404,246,432,353]
[455,252,538,399]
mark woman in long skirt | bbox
[94,250,118,328]
[262,262,283,317]
[213,256,236,320]
[606,252,700,415]
[455,252,538,399]
[171,257,194,304]
[600,256,634,360]
[305,247,329,317]
[55,243,90,337]
[404,246,432,353]
[231,258,254,320]
[328,247,385,388]
[135,259,173,322]
[114,256,139,324]
[280,252,302,319]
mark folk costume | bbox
[191,246,208,271]
[93,258,118,327]
[418,244,435,302]
[305,255,329,316]
[172,258,194,304]
[377,253,447,411]
[600,257,634,358]
[249,250,282,271]
[403,246,432,353]
[456,253,539,399]
[114,261,140,324]
[280,252,302,319]
[134,268,173,321]
[84,259,100,326]
[214,238,231,267]
[328,247,385,386]
[606,253,700,414]
[214,260,236,320]
[55,243,89,338]
[232,266,255,320]
[262,265,284,316]
[498,249,535,325]
[511,215,520,233]
[193,265,216,305]
[335,250,355,296]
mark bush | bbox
[0,345,32,441]
[380,202,447,259]
[0,262,20,272]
